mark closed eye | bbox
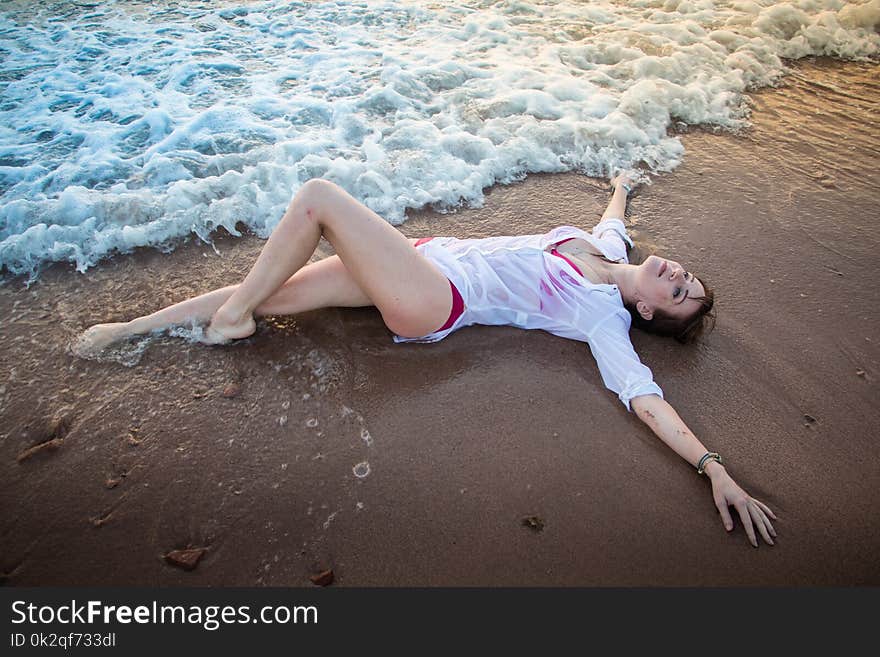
[673,271,694,299]
[674,270,693,300]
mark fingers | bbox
[752,498,778,521]
[747,502,775,546]
[714,486,779,547]
[714,495,734,532]
[750,499,777,540]
[734,501,758,547]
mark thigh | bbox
[254,242,441,328]
[302,181,453,337]
[254,255,373,317]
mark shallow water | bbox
[1,0,878,281]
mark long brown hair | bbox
[593,240,716,345]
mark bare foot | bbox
[203,306,256,345]
[72,322,132,357]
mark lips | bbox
[658,260,667,277]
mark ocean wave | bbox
[1,0,877,282]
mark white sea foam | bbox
[1,0,877,282]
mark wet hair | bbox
[593,240,716,345]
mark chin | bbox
[641,254,660,276]
[636,255,663,296]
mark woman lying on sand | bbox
[76,173,777,548]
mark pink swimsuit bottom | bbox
[414,237,466,331]
[413,235,582,333]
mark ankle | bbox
[120,319,141,335]
[214,304,251,325]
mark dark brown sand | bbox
[1,58,878,586]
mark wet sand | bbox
[1,57,878,586]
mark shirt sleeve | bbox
[586,311,664,412]
[591,217,633,263]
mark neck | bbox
[602,260,639,306]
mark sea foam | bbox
[1,0,877,282]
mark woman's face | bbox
[635,255,707,321]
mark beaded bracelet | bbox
[611,180,632,195]
[697,451,723,475]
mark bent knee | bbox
[293,179,340,218]
[293,178,342,203]
[298,178,338,196]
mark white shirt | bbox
[393,218,664,412]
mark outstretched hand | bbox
[609,171,635,194]
[709,468,778,547]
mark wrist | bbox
[704,460,727,480]
[696,450,723,475]
[613,181,631,196]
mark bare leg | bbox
[73,286,239,356]
[76,178,454,353]
[72,259,364,355]
[204,179,453,343]
[73,231,430,356]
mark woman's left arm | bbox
[629,393,778,547]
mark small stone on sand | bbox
[164,547,207,571]
[310,569,334,586]
[522,515,545,532]
[222,383,241,398]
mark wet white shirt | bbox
[393,217,664,412]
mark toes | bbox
[71,339,90,358]
[72,327,103,357]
